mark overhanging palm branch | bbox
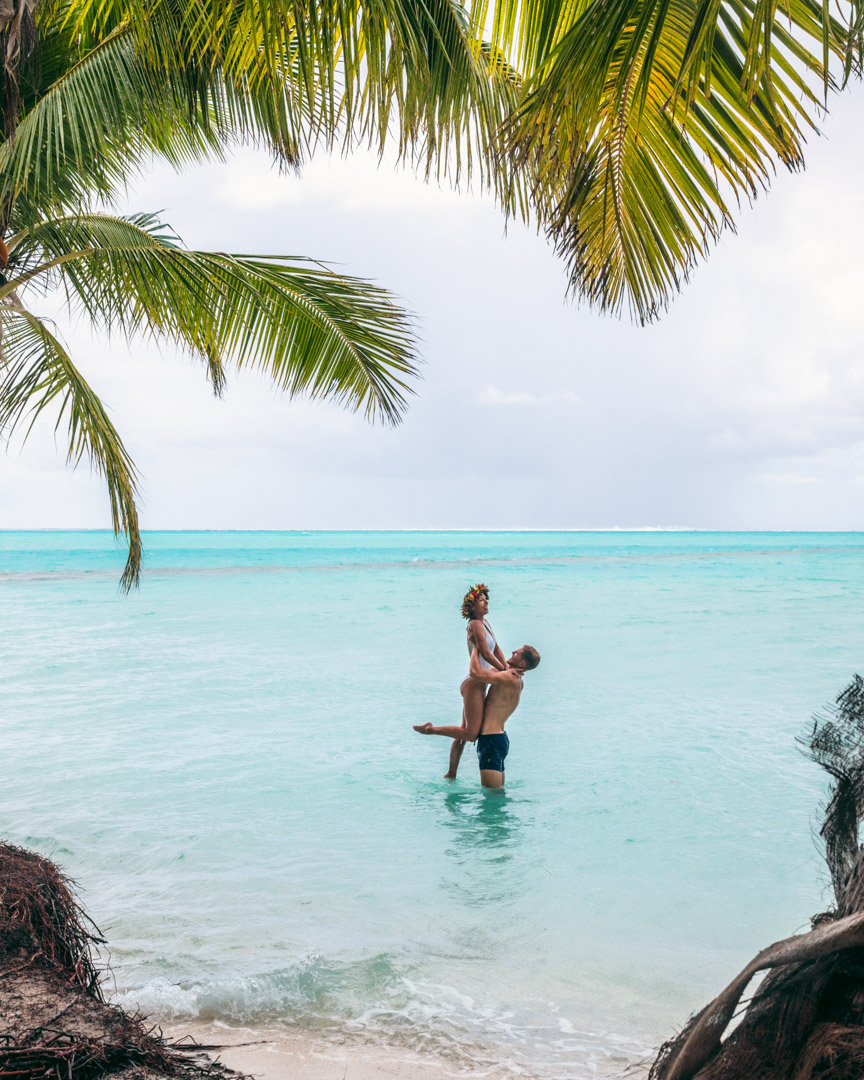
[5,0,863,328]
[481,0,856,320]
[7,212,417,421]
[0,0,495,588]
[0,5,327,224]
[48,0,523,202]
[0,0,527,234]
[0,211,418,584]
[0,303,141,587]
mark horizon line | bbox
[2,527,864,535]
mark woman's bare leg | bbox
[445,739,465,780]
[442,681,486,779]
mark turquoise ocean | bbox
[2,530,862,1077]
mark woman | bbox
[414,583,508,778]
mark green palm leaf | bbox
[10,213,419,423]
[0,0,522,588]
[0,304,142,588]
[486,0,848,319]
[54,0,522,202]
[0,13,317,224]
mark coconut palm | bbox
[0,0,519,587]
[4,0,858,593]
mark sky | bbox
[3,84,864,531]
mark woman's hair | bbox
[461,583,489,620]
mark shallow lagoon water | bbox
[2,531,861,1077]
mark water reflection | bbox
[443,788,514,851]
[438,787,529,909]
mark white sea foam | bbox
[115,968,652,1079]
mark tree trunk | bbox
[651,675,864,1080]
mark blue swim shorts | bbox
[476,732,509,773]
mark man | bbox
[414,645,541,788]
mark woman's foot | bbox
[443,771,457,780]
[413,723,434,734]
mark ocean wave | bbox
[113,958,652,1079]
[113,953,401,1023]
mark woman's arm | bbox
[468,620,506,671]
[469,648,514,683]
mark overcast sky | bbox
[3,84,864,531]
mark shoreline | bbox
[163,1020,512,1080]
[162,1020,651,1080]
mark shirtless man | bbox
[413,645,541,788]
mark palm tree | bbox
[4,0,857,590]
[0,0,519,587]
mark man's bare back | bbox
[479,670,524,734]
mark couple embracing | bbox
[413,584,540,788]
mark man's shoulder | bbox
[488,668,522,689]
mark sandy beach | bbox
[163,1021,651,1080]
[164,1021,513,1080]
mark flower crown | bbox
[461,583,489,620]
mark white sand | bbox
[163,1020,651,1080]
[163,1021,498,1080]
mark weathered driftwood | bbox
[0,842,234,1080]
[651,675,864,1080]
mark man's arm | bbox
[469,648,515,685]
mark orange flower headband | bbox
[461,583,489,620]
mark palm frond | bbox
[0,12,317,224]
[497,0,843,319]
[54,0,524,205]
[12,213,420,423]
[0,303,141,588]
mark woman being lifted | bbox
[414,583,508,778]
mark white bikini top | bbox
[467,620,497,675]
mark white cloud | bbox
[753,473,822,486]
[733,351,830,412]
[706,427,748,452]
[475,385,584,407]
